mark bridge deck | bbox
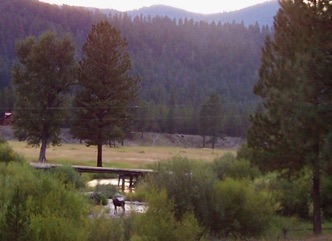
[30,163,153,176]
[30,163,154,192]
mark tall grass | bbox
[8,141,234,168]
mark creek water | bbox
[87,179,147,216]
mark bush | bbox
[87,216,131,241]
[0,142,24,164]
[236,141,254,161]
[271,171,311,219]
[139,157,217,227]
[0,162,89,241]
[94,183,118,199]
[211,178,275,238]
[132,189,205,241]
[50,165,85,189]
[212,153,261,180]
[321,174,332,220]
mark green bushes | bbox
[50,165,85,188]
[0,141,24,164]
[212,153,261,180]
[0,162,89,241]
[3,145,325,240]
[131,189,205,241]
[142,157,217,227]
[87,216,130,241]
[212,178,275,238]
[136,155,275,239]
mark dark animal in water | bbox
[113,196,125,215]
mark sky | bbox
[40,0,271,14]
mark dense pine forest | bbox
[0,0,273,136]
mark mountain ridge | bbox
[97,0,279,26]
[0,0,273,136]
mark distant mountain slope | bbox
[0,0,272,136]
[127,0,279,26]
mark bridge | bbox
[30,163,154,191]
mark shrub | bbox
[321,174,332,220]
[236,141,254,161]
[1,186,32,241]
[211,152,233,180]
[87,216,130,241]
[132,189,205,241]
[50,165,85,189]
[139,156,217,227]
[212,153,261,180]
[212,178,275,238]
[0,162,89,241]
[271,171,311,219]
[0,142,24,164]
[94,183,118,199]
[132,189,177,241]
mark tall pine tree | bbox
[71,21,139,167]
[247,0,332,235]
[199,93,223,149]
[12,31,76,162]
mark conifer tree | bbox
[12,31,76,162]
[71,21,139,167]
[200,93,223,149]
[247,0,332,235]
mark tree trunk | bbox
[202,135,205,148]
[38,138,47,162]
[97,143,103,167]
[312,162,322,235]
[211,136,215,149]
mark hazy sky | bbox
[40,0,271,14]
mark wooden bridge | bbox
[30,163,154,191]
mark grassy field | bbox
[8,140,332,241]
[9,141,235,168]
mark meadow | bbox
[6,140,332,240]
[8,141,235,168]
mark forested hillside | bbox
[128,0,279,26]
[0,0,273,136]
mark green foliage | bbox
[236,141,254,162]
[0,142,24,164]
[139,156,217,227]
[94,183,118,199]
[88,184,118,206]
[131,189,205,241]
[199,93,223,148]
[50,165,85,189]
[71,20,139,167]
[0,162,89,241]
[0,134,7,144]
[175,212,206,241]
[132,189,177,241]
[212,178,274,238]
[12,31,77,161]
[87,216,131,241]
[247,0,332,234]
[137,157,276,238]
[261,215,300,240]
[320,174,332,220]
[1,186,32,241]
[0,0,271,137]
[212,153,261,180]
[272,172,311,219]
[227,159,261,180]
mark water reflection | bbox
[87,179,147,215]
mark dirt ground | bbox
[0,126,243,149]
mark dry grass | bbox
[9,141,235,168]
[284,234,332,241]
